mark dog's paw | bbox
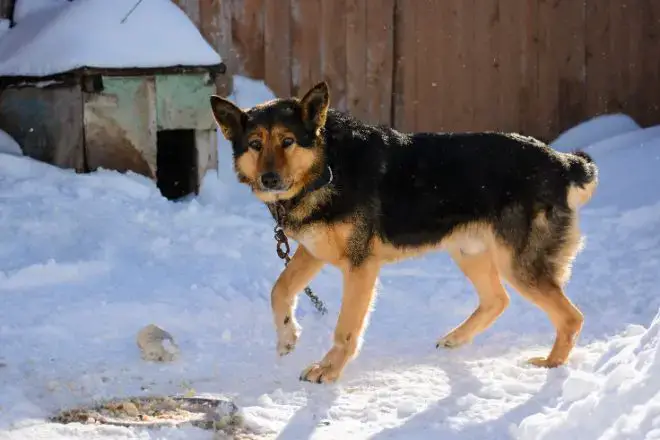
[299,362,341,384]
[527,356,565,368]
[276,320,301,356]
[436,331,472,349]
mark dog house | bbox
[0,0,225,199]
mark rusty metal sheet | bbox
[155,73,216,131]
[0,85,85,171]
[83,76,157,178]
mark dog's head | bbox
[210,81,330,203]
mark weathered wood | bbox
[83,77,156,179]
[365,0,395,125]
[321,0,347,111]
[264,0,292,97]
[291,0,321,97]
[346,0,368,121]
[155,73,217,130]
[0,86,85,171]
[193,0,658,140]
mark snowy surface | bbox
[12,0,69,23]
[551,113,641,152]
[0,129,22,156]
[1,78,660,439]
[0,0,221,77]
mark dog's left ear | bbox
[300,81,330,129]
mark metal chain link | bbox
[273,206,328,315]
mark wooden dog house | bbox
[0,0,225,199]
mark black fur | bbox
[217,93,598,276]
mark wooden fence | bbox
[93,1,660,139]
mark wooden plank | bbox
[414,0,441,132]
[518,0,540,138]
[291,0,322,97]
[231,0,264,79]
[537,0,586,139]
[434,0,473,132]
[365,0,395,125]
[497,0,524,134]
[199,0,233,96]
[471,0,501,132]
[264,0,293,97]
[346,0,368,121]
[321,0,347,111]
[585,0,612,119]
[393,0,418,132]
[0,87,85,172]
[84,77,157,178]
[640,0,660,125]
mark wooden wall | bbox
[164,1,660,139]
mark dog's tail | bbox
[566,150,599,208]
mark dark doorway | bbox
[156,129,198,200]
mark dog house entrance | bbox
[156,129,198,200]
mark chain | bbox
[273,205,328,315]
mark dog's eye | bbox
[248,139,262,151]
[281,137,295,148]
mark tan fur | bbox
[438,249,511,348]
[567,179,598,210]
[271,246,324,356]
[300,258,380,383]
[234,123,322,204]
[285,213,589,381]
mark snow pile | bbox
[1,75,660,439]
[515,311,660,439]
[0,0,221,77]
[0,128,22,156]
[11,0,68,23]
[551,113,641,152]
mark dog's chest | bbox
[286,224,351,265]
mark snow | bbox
[1,76,660,439]
[551,113,641,152]
[0,0,222,77]
[12,0,69,24]
[0,129,22,156]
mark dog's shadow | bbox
[275,385,341,440]
[367,357,567,440]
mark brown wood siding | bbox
[174,0,660,141]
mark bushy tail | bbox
[568,149,598,186]
[566,149,598,208]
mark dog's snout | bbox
[260,172,282,190]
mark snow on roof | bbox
[0,0,223,77]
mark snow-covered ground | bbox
[1,77,660,440]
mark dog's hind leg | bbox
[300,259,380,384]
[437,249,510,349]
[503,275,583,368]
[271,245,324,356]
[494,209,585,368]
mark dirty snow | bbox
[0,0,221,77]
[1,78,660,439]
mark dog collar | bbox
[270,165,334,222]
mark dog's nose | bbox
[260,172,282,190]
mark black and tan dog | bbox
[209,81,598,384]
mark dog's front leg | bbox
[271,245,324,356]
[300,259,380,384]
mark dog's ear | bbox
[210,95,247,141]
[300,81,330,129]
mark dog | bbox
[209,81,599,384]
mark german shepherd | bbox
[209,81,598,384]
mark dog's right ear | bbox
[210,95,247,141]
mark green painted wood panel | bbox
[155,73,216,130]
